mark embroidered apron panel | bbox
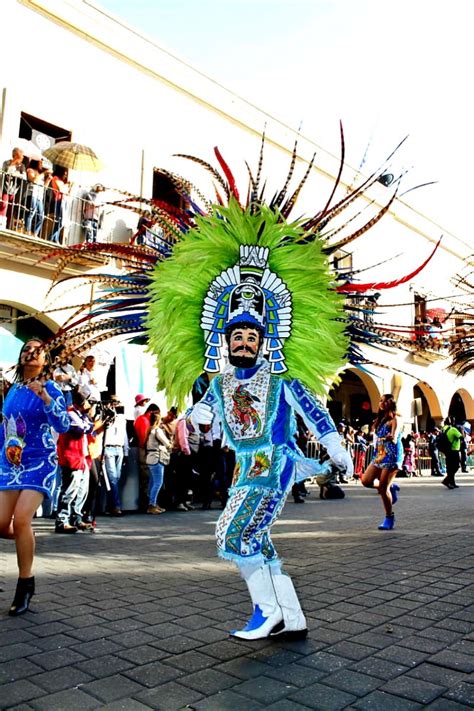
[221,362,272,441]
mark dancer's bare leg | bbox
[12,491,44,577]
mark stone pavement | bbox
[1,474,474,710]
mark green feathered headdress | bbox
[146,198,348,409]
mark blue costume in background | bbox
[0,380,70,499]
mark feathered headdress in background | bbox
[445,264,474,375]
[38,125,440,407]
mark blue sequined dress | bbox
[0,381,70,499]
[371,421,403,470]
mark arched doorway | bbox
[413,381,442,432]
[328,368,380,428]
[0,303,55,369]
[449,388,474,424]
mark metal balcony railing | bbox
[0,170,150,247]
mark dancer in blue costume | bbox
[191,316,352,640]
[0,339,70,615]
[361,393,402,530]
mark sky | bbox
[95,0,473,242]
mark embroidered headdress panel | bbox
[201,245,292,373]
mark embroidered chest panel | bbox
[220,363,275,443]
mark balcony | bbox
[409,319,451,363]
[0,169,154,273]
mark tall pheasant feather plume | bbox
[34,129,441,405]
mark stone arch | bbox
[413,380,443,420]
[328,367,381,425]
[0,300,60,337]
[451,388,474,421]
[347,368,381,412]
[0,301,60,369]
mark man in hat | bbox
[133,394,150,421]
[190,315,352,640]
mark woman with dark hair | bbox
[145,408,171,514]
[361,393,402,530]
[134,402,160,512]
[0,339,70,615]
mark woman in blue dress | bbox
[0,339,70,615]
[361,393,402,530]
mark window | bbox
[19,112,71,153]
[152,170,184,210]
[414,293,427,323]
[332,249,353,274]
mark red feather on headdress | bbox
[337,238,442,293]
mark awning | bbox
[426,307,447,320]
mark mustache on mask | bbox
[231,345,255,354]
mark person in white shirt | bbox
[53,352,79,407]
[78,355,101,402]
[103,396,129,515]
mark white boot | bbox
[231,566,283,640]
[270,573,308,639]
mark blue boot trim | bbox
[378,515,395,530]
[231,605,267,634]
[390,483,400,505]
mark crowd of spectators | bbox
[1,146,168,247]
[1,147,73,241]
[36,356,242,532]
[1,146,108,244]
[1,145,195,254]
[2,337,472,534]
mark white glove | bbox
[319,432,354,478]
[190,401,214,429]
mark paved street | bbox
[1,474,474,710]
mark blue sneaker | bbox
[390,483,400,505]
[378,514,395,530]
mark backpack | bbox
[436,428,452,455]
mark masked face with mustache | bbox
[227,325,262,369]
